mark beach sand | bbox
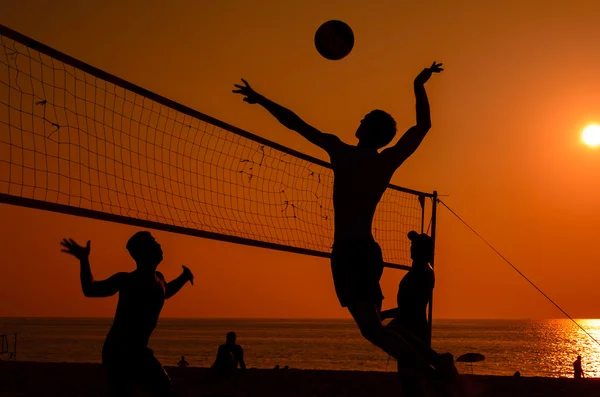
[1,361,599,397]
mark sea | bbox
[1,318,599,378]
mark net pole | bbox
[427,191,438,347]
[420,195,425,233]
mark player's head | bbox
[408,231,434,263]
[355,110,397,149]
[226,331,237,344]
[126,231,163,269]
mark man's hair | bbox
[126,231,153,261]
[226,331,236,341]
[363,110,397,148]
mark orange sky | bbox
[1,0,600,319]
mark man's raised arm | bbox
[382,62,443,170]
[232,79,341,154]
[60,239,125,298]
[165,265,194,299]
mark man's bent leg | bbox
[348,301,431,369]
[143,350,177,397]
[104,365,134,397]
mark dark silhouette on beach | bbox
[212,331,247,376]
[177,355,189,368]
[382,231,435,343]
[574,355,584,379]
[233,62,461,394]
[382,231,435,394]
[60,232,194,397]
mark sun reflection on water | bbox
[561,319,600,377]
[532,319,600,378]
[433,319,600,377]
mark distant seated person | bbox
[211,331,246,376]
[177,355,189,368]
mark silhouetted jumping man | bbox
[212,331,246,376]
[382,231,435,396]
[60,232,194,397]
[233,62,461,392]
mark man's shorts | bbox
[102,340,173,396]
[330,238,384,307]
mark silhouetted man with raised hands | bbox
[60,231,194,397]
[233,62,461,391]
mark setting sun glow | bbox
[582,124,600,148]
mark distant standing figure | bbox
[574,355,585,379]
[212,332,246,376]
[177,355,189,368]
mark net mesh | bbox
[0,26,433,267]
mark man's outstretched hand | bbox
[60,238,90,261]
[414,61,444,85]
[232,79,261,104]
[182,265,194,286]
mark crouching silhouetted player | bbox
[60,232,194,397]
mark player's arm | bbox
[380,307,401,320]
[60,238,126,297]
[232,79,342,154]
[80,270,127,298]
[212,345,225,367]
[165,265,194,299]
[382,62,443,170]
[237,346,247,371]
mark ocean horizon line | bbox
[1,316,594,321]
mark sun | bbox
[581,124,600,148]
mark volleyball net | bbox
[0,24,437,270]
